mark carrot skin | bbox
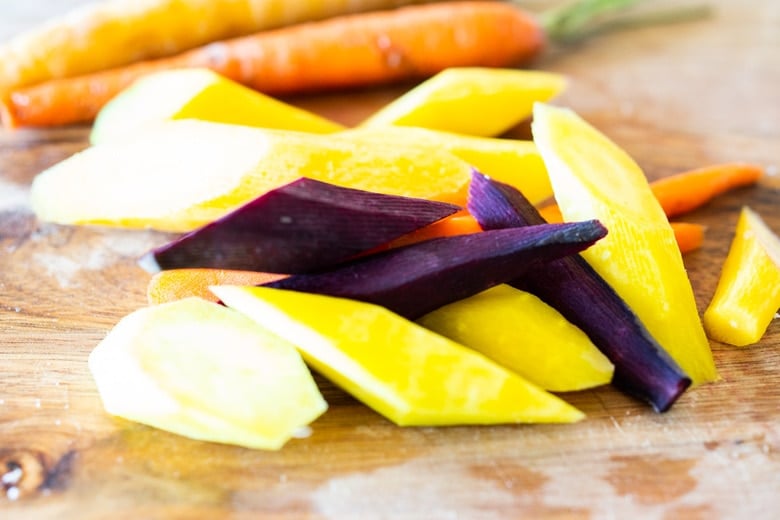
[1,2,544,129]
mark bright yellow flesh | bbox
[338,126,553,204]
[359,67,568,137]
[88,297,327,450]
[704,207,780,346]
[31,120,473,232]
[213,286,585,426]
[531,103,718,385]
[90,69,344,144]
[418,285,614,392]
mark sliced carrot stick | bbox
[1,2,544,129]
[650,163,763,218]
[147,268,285,305]
[671,222,705,254]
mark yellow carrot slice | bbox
[359,67,566,137]
[30,120,473,232]
[340,126,553,204]
[417,284,614,392]
[531,103,718,385]
[91,68,344,144]
[703,207,780,346]
[89,297,327,450]
[214,285,585,425]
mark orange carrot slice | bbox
[650,163,763,217]
[671,222,705,254]
[147,268,285,305]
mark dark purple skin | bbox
[139,177,460,274]
[467,170,691,412]
[263,220,606,320]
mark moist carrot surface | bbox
[1,2,544,129]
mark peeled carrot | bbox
[650,163,763,217]
[147,268,285,305]
[1,2,544,129]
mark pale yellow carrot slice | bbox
[704,207,780,346]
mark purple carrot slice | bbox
[139,177,460,274]
[467,170,691,412]
[263,220,606,320]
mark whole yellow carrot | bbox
[0,0,431,95]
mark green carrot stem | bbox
[522,0,713,44]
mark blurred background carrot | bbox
[1,0,710,129]
[0,0,433,95]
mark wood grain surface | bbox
[1,1,779,518]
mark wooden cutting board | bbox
[1,1,778,518]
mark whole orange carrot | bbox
[1,2,544,129]
[650,163,763,217]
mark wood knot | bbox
[1,448,76,501]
